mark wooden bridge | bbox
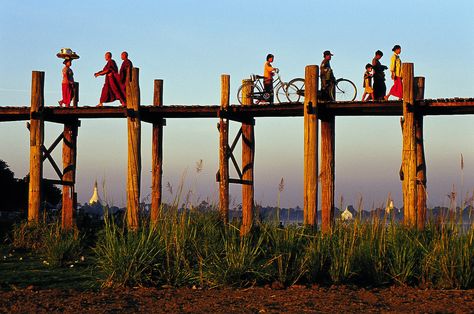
[1,64,474,234]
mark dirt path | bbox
[1,285,473,313]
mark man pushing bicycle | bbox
[320,50,336,101]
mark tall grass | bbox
[90,202,473,289]
[11,219,83,267]
[94,214,163,287]
[41,222,83,267]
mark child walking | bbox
[362,63,374,101]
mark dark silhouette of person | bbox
[371,50,388,100]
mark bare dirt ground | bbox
[1,285,473,313]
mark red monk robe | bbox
[98,59,126,105]
[119,59,133,86]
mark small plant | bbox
[12,220,49,250]
[262,224,309,286]
[42,223,83,267]
[328,221,359,283]
[201,226,267,288]
[386,225,422,285]
[304,231,331,283]
[94,215,163,287]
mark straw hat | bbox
[56,48,80,60]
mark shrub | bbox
[41,222,83,267]
[12,220,49,250]
[94,216,163,287]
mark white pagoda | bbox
[89,180,102,205]
[341,206,353,221]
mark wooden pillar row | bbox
[415,77,426,230]
[151,79,164,223]
[28,71,45,223]
[303,65,319,227]
[126,67,141,229]
[240,79,255,236]
[219,74,230,224]
[61,120,79,230]
[320,113,335,233]
[401,63,417,227]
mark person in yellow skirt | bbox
[362,63,374,101]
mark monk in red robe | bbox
[94,52,126,107]
[119,51,133,94]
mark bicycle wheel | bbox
[286,78,305,103]
[237,84,263,105]
[275,84,287,104]
[330,78,357,101]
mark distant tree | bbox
[0,159,62,213]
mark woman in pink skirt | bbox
[58,59,74,107]
[385,45,402,100]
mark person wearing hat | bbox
[371,50,388,100]
[58,59,75,107]
[94,52,126,107]
[385,45,403,100]
[320,50,335,100]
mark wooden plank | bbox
[126,68,141,230]
[3,99,474,122]
[401,63,417,227]
[304,65,319,227]
[219,74,230,224]
[151,79,164,224]
[320,113,335,233]
[28,71,44,223]
[240,79,254,236]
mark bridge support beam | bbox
[401,63,417,227]
[28,71,45,223]
[219,74,230,224]
[415,77,426,230]
[151,79,164,224]
[126,67,141,230]
[304,65,319,227]
[240,79,255,236]
[61,120,79,230]
[321,113,335,233]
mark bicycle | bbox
[286,77,357,102]
[236,69,296,105]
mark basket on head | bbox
[56,48,80,60]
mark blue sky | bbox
[0,0,473,209]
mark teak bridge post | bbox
[28,71,45,222]
[240,79,255,236]
[219,74,230,224]
[61,119,79,230]
[415,76,426,230]
[320,112,335,233]
[126,67,141,230]
[151,79,164,223]
[401,63,417,227]
[303,65,319,227]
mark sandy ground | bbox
[1,285,473,313]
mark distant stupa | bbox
[341,206,353,221]
[89,180,102,205]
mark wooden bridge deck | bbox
[1,98,474,122]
